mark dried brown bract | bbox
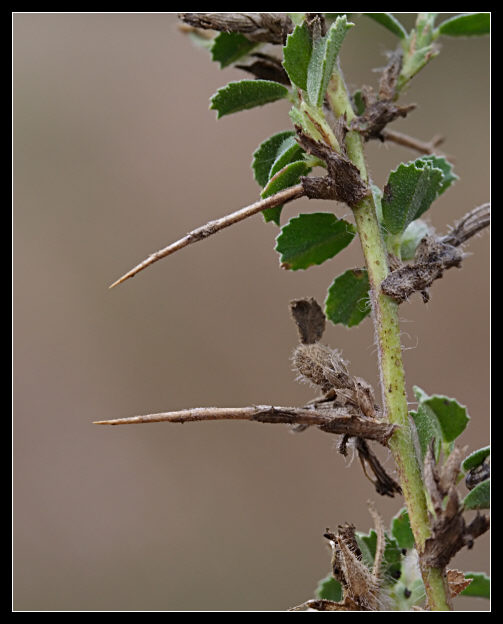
[290,298,401,497]
[350,52,416,142]
[355,437,402,498]
[292,503,387,611]
[290,297,326,345]
[382,236,462,303]
[446,569,473,598]
[235,52,290,85]
[382,204,490,304]
[421,442,489,569]
[295,127,370,207]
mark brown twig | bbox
[109,184,305,289]
[441,203,490,247]
[380,129,445,155]
[93,405,397,446]
[177,13,293,44]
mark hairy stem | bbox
[328,68,451,610]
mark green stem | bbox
[327,69,451,611]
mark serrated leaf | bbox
[307,16,353,107]
[364,13,407,39]
[462,446,490,472]
[399,219,432,260]
[391,508,415,550]
[325,268,370,327]
[460,572,490,598]
[418,155,458,195]
[210,80,289,118]
[437,13,490,37]
[463,479,490,510]
[282,23,312,91]
[316,574,343,601]
[210,32,258,68]
[412,387,470,460]
[381,159,445,236]
[276,213,356,270]
[260,160,311,225]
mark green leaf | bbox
[352,89,366,115]
[391,508,415,550]
[381,158,445,236]
[282,23,312,91]
[437,13,490,37]
[276,213,356,270]
[260,160,311,225]
[288,13,306,27]
[418,155,458,195]
[399,219,432,260]
[460,572,490,598]
[364,13,408,39]
[210,32,258,68]
[307,16,353,107]
[210,80,289,118]
[412,387,470,460]
[252,130,297,187]
[410,408,443,463]
[463,479,490,510]
[462,446,490,472]
[355,530,402,584]
[325,268,370,327]
[269,136,305,179]
[316,574,343,601]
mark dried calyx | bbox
[290,298,401,497]
[382,204,490,304]
[351,50,416,142]
[291,503,387,611]
[421,441,489,569]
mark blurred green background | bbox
[13,13,489,611]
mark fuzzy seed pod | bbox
[292,343,351,394]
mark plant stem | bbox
[328,68,451,610]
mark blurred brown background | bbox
[13,13,489,611]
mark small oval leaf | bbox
[276,213,356,270]
[210,32,258,68]
[412,387,469,460]
[261,161,311,224]
[282,23,312,90]
[364,13,408,39]
[325,268,370,327]
[307,16,353,107]
[252,130,297,187]
[462,446,490,472]
[437,13,490,37]
[316,575,343,601]
[463,479,490,510]
[460,572,490,599]
[391,508,415,550]
[382,158,446,236]
[210,80,289,118]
